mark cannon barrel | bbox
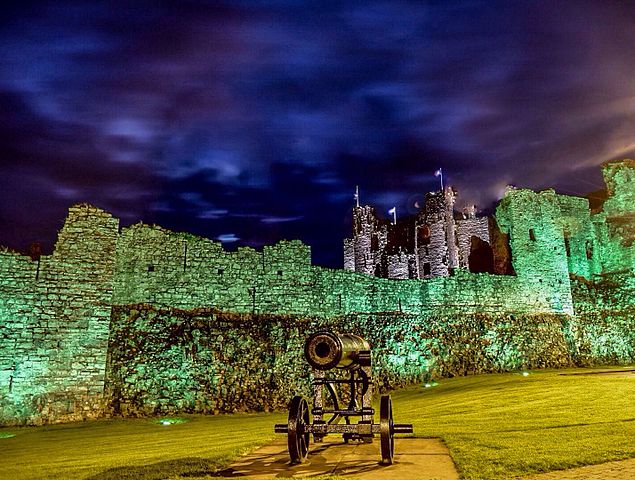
[304,332,370,370]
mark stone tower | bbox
[344,185,491,279]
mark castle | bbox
[343,188,493,279]
[0,160,633,426]
[345,160,634,281]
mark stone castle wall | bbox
[0,205,118,425]
[1,161,633,425]
[104,305,634,419]
[1,206,576,425]
[112,220,571,317]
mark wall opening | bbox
[371,235,379,251]
[418,224,431,245]
[468,236,495,274]
[423,262,431,276]
[489,217,516,275]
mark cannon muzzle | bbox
[304,332,370,370]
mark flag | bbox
[388,207,396,215]
[434,168,442,177]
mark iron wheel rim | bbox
[288,396,310,464]
[380,394,394,465]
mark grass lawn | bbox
[0,367,633,479]
[399,367,635,479]
[0,412,285,480]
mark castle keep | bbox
[343,188,492,279]
[0,160,633,425]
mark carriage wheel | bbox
[379,395,394,465]
[287,396,310,464]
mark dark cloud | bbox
[1,0,635,266]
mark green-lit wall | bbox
[0,205,118,425]
[1,161,633,425]
[112,222,571,318]
[105,304,634,418]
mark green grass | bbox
[0,412,285,480]
[0,367,633,479]
[397,367,635,479]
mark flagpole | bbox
[434,168,444,191]
[388,206,397,225]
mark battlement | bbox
[0,162,633,425]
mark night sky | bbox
[2,1,635,267]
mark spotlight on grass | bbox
[424,381,439,388]
[0,432,16,439]
[155,417,187,426]
[522,371,530,377]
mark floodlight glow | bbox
[155,417,187,426]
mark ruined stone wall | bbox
[112,221,572,317]
[0,205,118,425]
[113,223,314,314]
[593,160,635,274]
[456,216,490,269]
[386,252,411,279]
[496,188,574,314]
[2,160,633,425]
[417,220,448,278]
[443,188,459,269]
[554,195,600,279]
[419,191,450,277]
[106,303,635,418]
[343,238,355,271]
[346,205,387,276]
[569,273,635,364]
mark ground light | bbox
[154,417,187,426]
[0,432,16,439]
[424,381,439,388]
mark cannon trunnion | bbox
[274,332,413,465]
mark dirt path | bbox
[215,436,459,479]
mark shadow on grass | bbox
[85,457,227,480]
[213,444,377,477]
[87,440,385,479]
[84,449,366,479]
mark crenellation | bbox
[0,161,634,425]
[344,186,490,279]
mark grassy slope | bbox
[398,368,635,479]
[0,412,285,480]
[0,368,633,479]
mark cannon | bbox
[274,331,413,465]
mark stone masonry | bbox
[344,186,490,280]
[0,160,634,425]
